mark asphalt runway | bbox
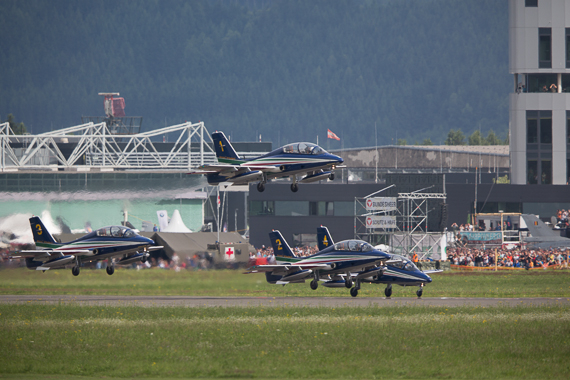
[0,294,569,308]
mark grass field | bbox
[1,268,569,379]
[0,267,569,298]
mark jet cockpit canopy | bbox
[96,226,137,238]
[390,254,419,271]
[333,240,374,252]
[282,142,327,155]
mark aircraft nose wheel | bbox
[350,287,359,297]
[291,183,298,192]
[329,173,335,180]
[310,280,319,290]
[385,285,392,298]
[72,266,80,276]
[416,283,424,298]
[106,265,115,275]
[257,182,265,192]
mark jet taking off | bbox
[317,226,435,298]
[189,131,344,192]
[246,230,394,297]
[12,216,162,276]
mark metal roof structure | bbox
[0,121,217,171]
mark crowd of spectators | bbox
[446,246,568,269]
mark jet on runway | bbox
[317,226,436,298]
[189,131,344,192]
[246,229,394,297]
[12,216,162,276]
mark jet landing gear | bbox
[106,264,115,275]
[385,284,393,298]
[310,272,320,290]
[344,274,353,289]
[350,279,361,297]
[416,283,424,298]
[72,257,80,276]
[257,173,268,192]
[291,183,299,192]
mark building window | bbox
[526,111,552,184]
[334,201,355,216]
[527,160,538,184]
[250,200,274,216]
[540,114,552,145]
[275,201,308,216]
[539,28,551,69]
[309,201,334,216]
[527,112,538,144]
[525,0,537,6]
[541,160,552,184]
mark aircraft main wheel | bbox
[106,265,115,275]
[141,256,147,263]
[385,287,392,298]
[329,173,335,180]
[416,289,423,298]
[257,182,265,192]
[72,266,80,276]
[291,183,298,192]
[310,280,318,290]
[350,287,359,297]
[345,279,353,288]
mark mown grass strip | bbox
[1,304,569,379]
[1,267,569,298]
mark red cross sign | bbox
[224,246,235,261]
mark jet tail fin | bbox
[212,131,244,164]
[29,216,58,246]
[268,230,298,258]
[317,225,334,251]
[521,214,569,241]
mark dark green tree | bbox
[445,129,466,145]
[5,114,27,135]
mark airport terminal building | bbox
[509,0,570,184]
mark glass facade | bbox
[526,111,552,185]
[539,28,551,68]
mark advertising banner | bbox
[365,215,397,229]
[365,197,397,212]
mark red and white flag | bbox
[327,129,340,140]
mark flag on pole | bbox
[327,129,340,140]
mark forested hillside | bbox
[0,0,509,148]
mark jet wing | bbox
[246,263,332,274]
[188,164,240,175]
[12,250,93,259]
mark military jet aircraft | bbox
[246,229,394,297]
[317,226,435,298]
[520,214,570,249]
[189,131,344,192]
[12,216,162,276]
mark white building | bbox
[509,0,570,185]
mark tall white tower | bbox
[509,0,570,185]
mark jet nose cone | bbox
[425,275,433,283]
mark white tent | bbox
[161,210,192,233]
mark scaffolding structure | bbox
[355,191,447,259]
[0,121,219,171]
